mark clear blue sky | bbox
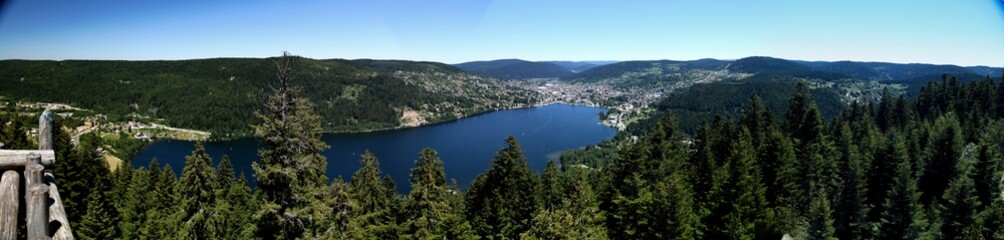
[1,0,1002,66]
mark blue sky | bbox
[1,0,1002,66]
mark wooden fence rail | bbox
[0,109,74,240]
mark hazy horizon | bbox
[1,0,1003,66]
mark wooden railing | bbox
[0,109,74,240]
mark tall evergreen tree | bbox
[141,165,183,238]
[938,144,982,240]
[833,124,870,240]
[466,136,541,239]
[764,129,797,202]
[521,168,608,240]
[878,140,928,240]
[209,161,257,240]
[118,167,151,240]
[603,112,700,239]
[877,88,895,131]
[540,160,563,210]
[312,178,357,239]
[979,184,1004,239]
[724,128,775,240]
[252,52,330,239]
[894,94,912,129]
[921,114,963,204]
[77,175,119,240]
[974,129,1003,207]
[784,81,825,145]
[401,148,477,239]
[806,190,837,240]
[998,74,1004,118]
[740,93,775,148]
[0,111,32,149]
[178,142,218,239]
[217,154,237,187]
[348,151,398,239]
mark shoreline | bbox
[178,101,612,143]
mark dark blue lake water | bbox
[131,103,616,193]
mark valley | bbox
[2,56,999,162]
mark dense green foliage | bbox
[562,59,731,85]
[251,53,331,239]
[7,56,1003,239]
[455,59,574,79]
[568,56,1001,87]
[0,57,539,137]
[645,79,846,133]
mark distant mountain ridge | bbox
[454,59,616,79]
[565,56,1002,88]
[543,61,618,72]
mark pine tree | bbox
[561,168,607,238]
[59,133,105,226]
[997,74,1004,118]
[118,167,151,240]
[894,94,911,129]
[868,132,902,223]
[784,81,825,145]
[833,124,870,240]
[878,141,928,240]
[252,52,330,239]
[608,171,700,240]
[217,154,237,187]
[1,111,32,149]
[974,130,1003,208]
[466,136,541,239]
[401,148,459,239]
[348,151,398,239]
[208,167,257,240]
[938,144,982,240]
[806,190,837,240]
[740,93,775,148]
[50,116,87,226]
[921,114,963,204]
[979,186,1004,239]
[877,88,895,131]
[603,112,700,239]
[311,178,357,239]
[141,165,183,238]
[724,128,775,240]
[178,142,218,239]
[77,175,119,240]
[764,129,796,201]
[540,160,563,210]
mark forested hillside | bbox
[641,80,846,134]
[562,56,1000,94]
[0,58,541,137]
[4,54,1002,239]
[454,59,574,79]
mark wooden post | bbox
[45,172,73,240]
[0,171,19,240]
[38,109,54,151]
[25,153,48,239]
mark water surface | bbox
[131,103,616,192]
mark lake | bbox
[131,103,617,193]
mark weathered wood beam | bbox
[25,153,49,240]
[0,170,19,240]
[0,150,55,169]
[39,109,73,239]
[39,109,54,151]
[45,172,74,240]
